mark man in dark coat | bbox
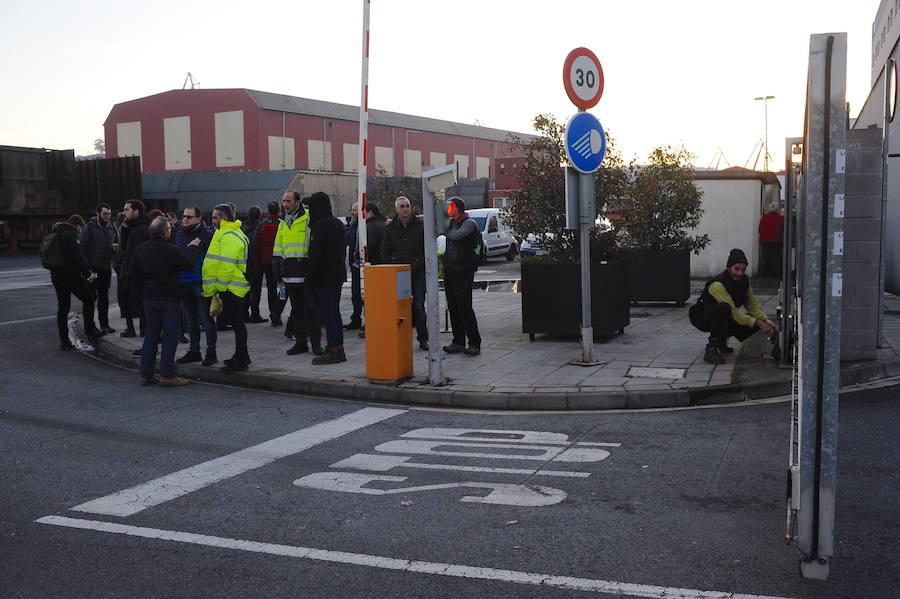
[307,191,347,365]
[442,197,481,356]
[78,202,116,334]
[241,205,267,323]
[252,200,284,326]
[689,248,776,364]
[175,205,216,366]
[49,215,101,349]
[344,202,363,329]
[119,199,151,337]
[364,202,387,265]
[130,216,200,386]
[381,196,428,349]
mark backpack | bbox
[39,232,65,270]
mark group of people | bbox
[345,195,482,356]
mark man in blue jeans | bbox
[306,192,347,365]
[175,206,217,366]
[130,216,201,386]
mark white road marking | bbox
[0,315,55,326]
[400,427,620,447]
[294,472,566,506]
[71,407,406,517]
[35,515,794,599]
[374,440,611,462]
[331,453,590,477]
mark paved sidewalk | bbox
[86,281,900,410]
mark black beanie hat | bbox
[727,248,748,267]
[450,196,466,213]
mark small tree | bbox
[504,114,628,263]
[93,138,105,156]
[618,146,709,253]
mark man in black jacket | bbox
[79,202,116,334]
[364,202,387,265]
[381,196,428,349]
[119,199,151,337]
[241,205,267,323]
[50,215,102,349]
[442,197,481,356]
[130,216,200,387]
[307,192,348,365]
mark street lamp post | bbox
[754,95,775,171]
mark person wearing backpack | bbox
[48,214,103,349]
[441,197,482,356]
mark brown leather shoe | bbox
[140,377,158,386]
[159,377,190,387]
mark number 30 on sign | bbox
[563,47,604,110]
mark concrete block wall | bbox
[841,127,883,360]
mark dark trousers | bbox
[89,269,112,328]
[221,291,249,363]
[51,271,95,344]
[411,270,427,343]
[285,282,321,344]
[262,263,284,319]
[760,242,783,278]
[140,299,181,379]
[348,266,362,324]
[690,301,758,345]
[243,262,264,318]
[444,270,480,348]
[317,285,343,348]
[183,282,216,353]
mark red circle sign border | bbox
[563,47,604,110]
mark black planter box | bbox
[626,249,691,304]
[520,260,630,339]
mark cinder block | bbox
[852,195,883,218]
[843,262,880,285]
[842,240,858,262]
[860,150,884,174]
[840,284,856,306]
[856,240,882,262]
[855,327,878,348]
[854,285,879,307]
[844,149,861,174]
[843,217,882,242]
[845,173,882,196]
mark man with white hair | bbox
[381,196,428,350]
[758,201,784,278]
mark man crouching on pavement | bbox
[130,216,201,386]
[689,248,776,364]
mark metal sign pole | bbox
[579,172,594,363]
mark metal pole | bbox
[356,0,370,264]
[880,60,893,347]
[578,172,594,362]
[755,95,775,171]
[422,178,443,385]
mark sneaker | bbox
[140,377,158,386]
[270,316,282,327]
[358,330,366,339]
[132,348,142,357]
[311,340,324,355]
[176,350,202,364]
[86,328,104,339]
[224,356,252,367]
[179,334,189,344]
[284,329,295,339]
[217,323,233,332]
[159,377,190,387]
[419,340,429,351]
[121,328,136,338]
[248,315,268,324]
[201,350,218,366]
[703,344,725,365]
[463,346,481,356]
[60,341,75,351]
[101,326,116,335]
[286,342,309,355]
[443,343,465,353]
[343,320,362,330]
[312,346,347,365]
[717,341,735,354]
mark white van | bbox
[436,208,518,261]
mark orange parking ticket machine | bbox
[364,264,413,382]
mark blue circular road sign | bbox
[564,112,606,174]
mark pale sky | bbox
[0,0,882,171]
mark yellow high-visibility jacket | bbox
[272,212,310,283]
[202,219,250,298]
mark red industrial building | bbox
[104,89,528,179]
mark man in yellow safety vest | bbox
[203,203,251,373]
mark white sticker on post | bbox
[832,273,843,297]
[833,232,844,255]
[834,194,845,218]
[836,149,846,174]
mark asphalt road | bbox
[1,263,897,598]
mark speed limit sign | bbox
[563,47,604,110]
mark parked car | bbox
[519,232,554,257]
[436,208,518,261]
